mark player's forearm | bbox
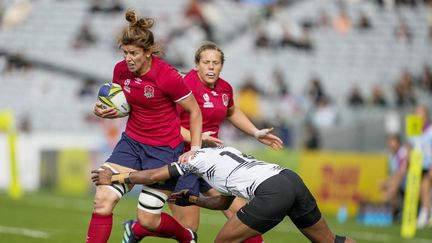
[113,167,171,185]
[227,107,258,137]
[189,108,203,149]
[180,126,191,144]
[194,195,235,210]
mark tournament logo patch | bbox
[124,79,131,86]
[222,94,229,107]
[203,93,214,108]
[123,79,131,93]
[144,85,155,98]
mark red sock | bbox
[153,212,193,242]
[86,213,112,243]
[243,235,264,243]
[132,221,166,239]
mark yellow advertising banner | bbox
[299,151,387,216]
[57,148,90,195]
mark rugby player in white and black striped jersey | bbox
[92,146,356,243]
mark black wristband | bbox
[168,163,181,178]
[334,235,346,243]
[175,190,197,206]
[124,173,132,184]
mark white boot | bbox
[417,207,429,229]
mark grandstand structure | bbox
[0,0,431,151]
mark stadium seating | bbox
[0,0,431,151]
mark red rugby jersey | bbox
[178,69,234,146]
[112,56,191,148]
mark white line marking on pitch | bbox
[0,225,50,239]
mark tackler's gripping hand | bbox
[91,166,114,186]
[169,189,198,207]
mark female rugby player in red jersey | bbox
[86,9,202,243]
[122,42,283,242]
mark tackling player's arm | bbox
[170,189,235,210]
[93,162,236,210]
[91,163,182,185]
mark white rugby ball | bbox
[97,82,130,117]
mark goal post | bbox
[0,110,23,199]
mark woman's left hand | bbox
[255,128,284,150]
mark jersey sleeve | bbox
[227,83,235,109]
[112,61,124,84]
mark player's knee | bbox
[137,212,160,230]
[179,217,199,232]
[170,205,200,230]
[222,209,235,218]
[93,187,120,214]
[214,233,236,243]
[214,235,224,243]
[223,198,246,218]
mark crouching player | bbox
[92,146,356,243]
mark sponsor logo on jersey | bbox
[144,85,155,98]
[134,78,142,84]
[222,94,229,107]
[211,91,219,96]
[203,93,214,108]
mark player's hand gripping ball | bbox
[97,82,130,117]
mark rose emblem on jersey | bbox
[222,94,229,107]
[144,85,154,98]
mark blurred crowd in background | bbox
[0,0,431,144]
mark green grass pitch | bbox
[1,148,431,242]
[0,191,431,243]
